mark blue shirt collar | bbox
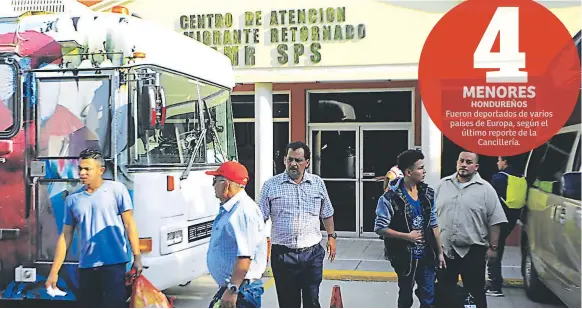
[220,190,246,212]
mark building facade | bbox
[85,0,580,239]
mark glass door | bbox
[359,125,411,237]
[309,126,359,237]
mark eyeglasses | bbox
[286,157,305,163]
[212,177,226,185]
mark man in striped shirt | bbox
[259,141,336,308]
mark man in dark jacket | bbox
[374,149,446,308]
[486,156,527,297]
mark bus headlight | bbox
[166,230,183,246]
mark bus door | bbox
[29,69,118,279]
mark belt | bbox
[272,243,318,252]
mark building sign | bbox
[179,7,366,67]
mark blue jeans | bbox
[209,280,264,308]
[397,257,436,308]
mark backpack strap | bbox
[498,171,525,178]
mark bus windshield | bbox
[130,67,237,166]
[0,62,17,136]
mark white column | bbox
[254,83,274,200]
[421,102,442,188]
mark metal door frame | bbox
[309,124,360,238]
[358,124,413,238]
[309,123,413,238]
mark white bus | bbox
[0,4,236,304]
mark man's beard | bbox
[457,169,474,178]
[287,168,301,179]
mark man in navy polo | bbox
[206,161,267,308]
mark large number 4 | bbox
[474,7,527,83]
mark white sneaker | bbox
[485,288,504,297]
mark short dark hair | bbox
[285,141,311,160]
[460,150,479,163]
[79,148,105,166]
[499,156,515,166]
[397,149,425,173]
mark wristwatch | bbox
[489,244,498,251]
[328,232,337,239]
[226,282,239,294]
[225,278,239,294]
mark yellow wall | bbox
[551,6,582,36]
[117,0,444,68]
[104,0,580,82]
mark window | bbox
[525,143,549,186]
[232,94,290,118]
[231,93,290,199]
[199,82,236,163]
[36,76,111,158]
[0,19,18,38]
[129,67,235,166]
[535,131,578,193]
[0,63,18,137]
[225,100,237,161]
[308,91,413,123]
[574,136,581,172]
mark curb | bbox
[262,268,524,288]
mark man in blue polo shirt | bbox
[206,161,267,308]
[45,148,143,307]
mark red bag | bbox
[126,269,174,308]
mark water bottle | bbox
[464,293,476,308]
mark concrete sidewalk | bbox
[264,238,523,287]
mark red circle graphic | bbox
[419,0,580,156]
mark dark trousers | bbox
[270,243,325,308]
[487,208,521,290]
[396,257,436,308]
[79,263,128,308]
[441,246,488,308]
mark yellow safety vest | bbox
[499,171,528,209]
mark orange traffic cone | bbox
[330,285,343,308]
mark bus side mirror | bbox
[139,85,166,130]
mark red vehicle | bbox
[0,7,237,306]
[0,15,73,305]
